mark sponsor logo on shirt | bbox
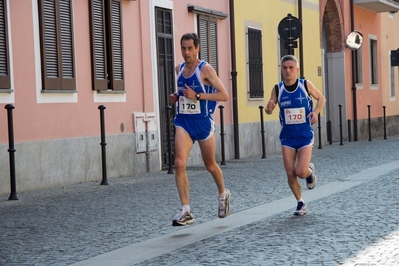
[280,101,291,107]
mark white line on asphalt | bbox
[70,160,399,266]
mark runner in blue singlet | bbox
[265,55,326,216]
[169,33,231,226]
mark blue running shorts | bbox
[174,115,215,142]
[280,133,314,151]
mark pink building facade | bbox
[320,0,399,141]
[0,0,233,194]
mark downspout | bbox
[350,0,358,141]
[298,0,304,78]
[229,0,240,159]
[138,0,151,171]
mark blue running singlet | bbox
[277,79,314,147]
[175,61,217,118]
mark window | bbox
[370,38,378,85]
[355,47,362,84]
[89,0,124,91]
[38,0,76,91]
[247,28,263,98]
[0,0,10,90]
[198,15,218,74]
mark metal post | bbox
[219,105,226,165]
[5,104,18,200]
[367,105,372,141]
[347,119,352,142]
[98,105,108,185]
[259,106,266,159]
[327,120,332,145]
[317,113,322,149]
[166,106,174,174]
[383,106,387,140]
[339,104,343,145]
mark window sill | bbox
[97,90,126,94]
[0,89,13,93]
[41,90,77,94]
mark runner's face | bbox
[281,60,298,83]
[180,39,199,64]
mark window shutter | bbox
[39,0,75,90]
[198,15,218,74]
[209,19,218,74]
[90,0,107,90]
[109,0,124,91]
[59,0,75,90]
[40,0,60,90]
[199,16,208,63]
[0,0,10,89]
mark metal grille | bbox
[248,28,264,98]
[156,8,175,170]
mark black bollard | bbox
[317,113,322,149]
[165,106,174,174]
[327,120,332,145]
[219,105,226,165]
[5,104,18,200]
[98,105,108,185]
[383,106,387,140]
[367,105,372,141]
[347,119,351,142]
[259,106,266,159]
[338,104,343,145]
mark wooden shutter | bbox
[90,0,107,90]
[109,0,124,91]
[199,16,209,63]
[90,0,124,91]
[0,0,10,89]
[198,15,218,74]
[39,0,75,90]
[209,18,218,74]
[59,0,75,90]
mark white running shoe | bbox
[218,189,231,218]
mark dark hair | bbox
[280,55,299,67]
[180,33,200,48]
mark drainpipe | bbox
[229,0,240,159]
[350,0,358,141]
[298,0,304,78]
[139,0,151,170]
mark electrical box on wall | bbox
[132,112,158,153]
[133,112,146,153]
[145,113,158,151]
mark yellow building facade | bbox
[232,0,325,156]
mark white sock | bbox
[298,198,304,203]
[182,205,190,213]
[219,190,226,199]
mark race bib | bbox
[284,107,306,124]
[179,97,200,114]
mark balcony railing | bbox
[354,0,399,13]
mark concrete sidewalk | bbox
[1,136,399,265]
